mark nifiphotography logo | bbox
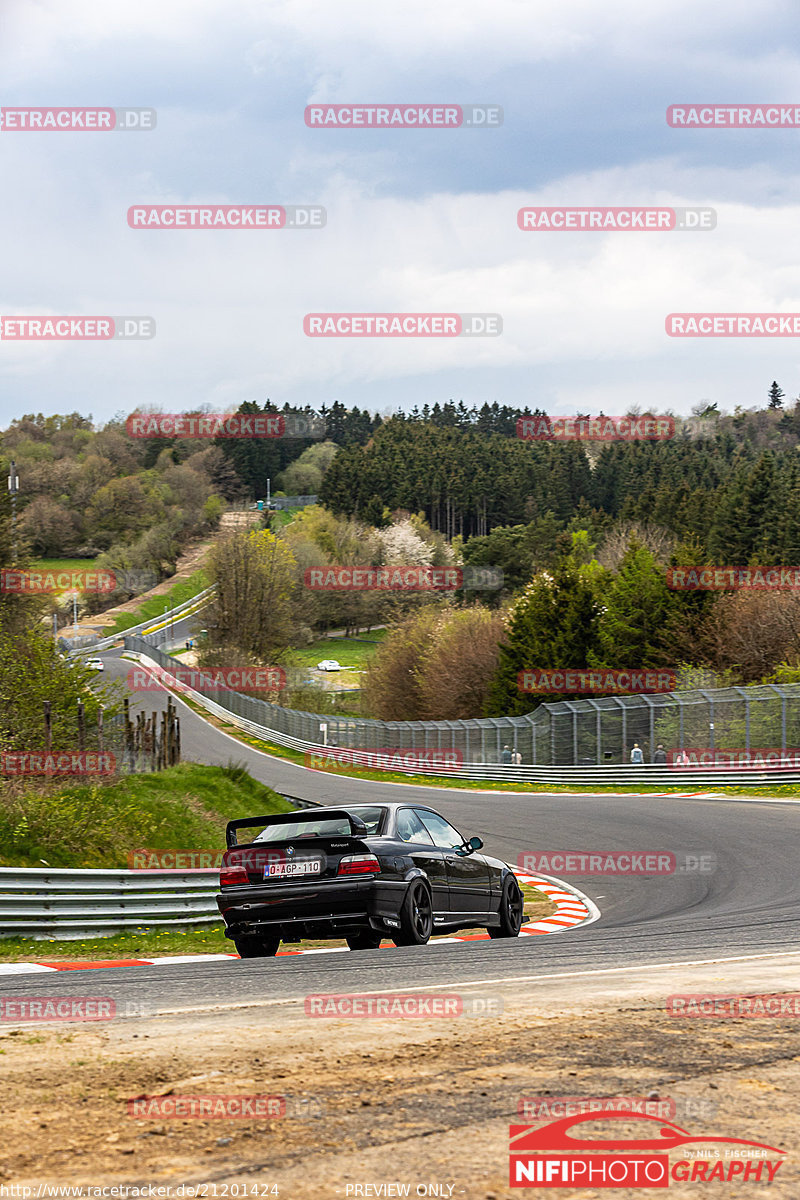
[509,1111,785,1187]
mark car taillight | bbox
[220,864,249,887]
[337,853,380,876]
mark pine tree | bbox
[594,543,678,670]
[768,381,785,409]
[486,562,603,715]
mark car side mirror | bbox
[455,835,484,856]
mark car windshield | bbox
[343,806,386,834]
[252,818,353,843]
[247,806,386,844]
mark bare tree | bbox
[597,522,676,573]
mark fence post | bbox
[43,700,51,755]
[77,700,86,753]
[97,705,104,754]
[150,713,158,772]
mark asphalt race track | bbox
[3,648,794,1014]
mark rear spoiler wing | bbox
[226,808,369,848]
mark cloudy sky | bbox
[2,0,800,426]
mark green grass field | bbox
[267,507,303,529]
[287,630,387,672]
[30,558,97,594]
[31,558,96,573]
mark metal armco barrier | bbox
[69,587,215,656]
[0,867,220,939]
[124,643,800,786]
[0,795,311,939]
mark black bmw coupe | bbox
[217,802,524,957]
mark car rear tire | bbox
[346,931,383,950]
[234,935,280,958]
[488,876,524,938]
[392,880,433,946]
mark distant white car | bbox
[316,659,341,672]
[86,658,105,672]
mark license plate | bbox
[264,859,322,878]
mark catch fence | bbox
[124,637,800,766]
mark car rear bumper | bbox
[217,877,405,940]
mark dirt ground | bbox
[2,953,799,1197]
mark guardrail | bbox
[69,587,215,656]
[0,794,311,939]
[0,867,220,939]
[123,643,800,787]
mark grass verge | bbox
[109,570,209,633]
[0,762,291,869]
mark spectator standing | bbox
[653,744,667,764]
[512,748,522,765]
[630,743,644,765]
[501,744,512,765]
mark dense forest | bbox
[321,398,800,558]
[6,392,800,717]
